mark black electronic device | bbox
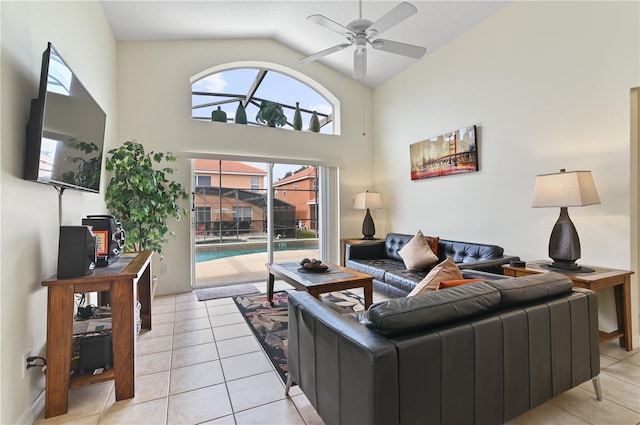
[510,260,527,268]
[57,226,96,278]
[82,215,125,267]
[24,42,106,193]
[78,333,112,371]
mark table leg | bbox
[267,271,275,304]
[44,285,75,418]
[613,276,633,351]
[110,279,136,400]
[363,281,373,309]
[138,262,152,330]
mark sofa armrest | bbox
[287,291,399,425]
[457,255,520,274]
[345,240,386,260]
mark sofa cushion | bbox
[485,272,573,307]
[426,236,439,256]
[407,257,462,296]
[366,282,501,337]
[347,258,406,282]
[398,231,438,270]
[383,269,427,294]
[438,240,505,263]
[437,278,486,289]
[384,233,414,262]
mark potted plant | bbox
[104,140,189,261]
[256,100,287,127]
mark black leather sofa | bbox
[346,232,520,297]
[286,272,601,425]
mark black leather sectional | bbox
[346,232,520,297]
[287,272,601,425]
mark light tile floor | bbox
[34,281,640,425]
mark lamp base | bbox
[544,207,595,273]
[361,208,376,240]
[541,262,595,274]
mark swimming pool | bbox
[195,245,316,263]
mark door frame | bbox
[189,157,336,289]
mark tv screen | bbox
[24,42,106,193]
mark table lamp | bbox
[531,169,600,273]
[353,191,382,240]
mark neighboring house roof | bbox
[194,159,267,175]
[273,166,316,187]
[195,186,294,210]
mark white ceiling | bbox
[101,0,509,87]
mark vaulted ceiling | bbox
[101,1,509,87]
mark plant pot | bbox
[293,102,302,130]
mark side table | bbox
[340,238,381,266]
[41,251,153,418]
[502,260,634,351]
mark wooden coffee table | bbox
[267,261,373,308]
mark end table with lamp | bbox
[502,260,634,351]
[526,168,634,350]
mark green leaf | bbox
[104,139,189,254]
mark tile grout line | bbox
[208,297,239,424]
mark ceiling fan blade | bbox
[307,14,352,37]
[371,38,426,59]
[354,48,366,80]
[300,42,353,63]
[367,2,417,37]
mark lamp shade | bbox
[531,170,600,208]
[353,192,382,210]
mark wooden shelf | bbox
[69,368,115,389]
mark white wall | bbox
[116,39,375,295]
[1,2,636,421]
[374,1,639,338]
[0,2,117,423]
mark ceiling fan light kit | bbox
[300,1,427,80]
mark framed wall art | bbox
[409,125,478,181]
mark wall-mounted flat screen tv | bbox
[24,42,106,193]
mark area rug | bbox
[233,290,365,384]
[195,283,260,301]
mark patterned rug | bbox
[233,290,365,384]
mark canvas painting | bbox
[410,126,478,180]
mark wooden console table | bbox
[42,251,153,418]
[502,260,634,351]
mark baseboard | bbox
[633,333,640,349]
[155,287,193,297]
[17,389,44,425]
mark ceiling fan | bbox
[300,1,427,80]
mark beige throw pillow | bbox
[398,230,438,271]
[407,257,463,296]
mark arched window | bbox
[192,67,335,134]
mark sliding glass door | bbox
[193,159,321,288]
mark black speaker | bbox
[82,215,125,267]
[79,333,112,371]
[57,226,96,279]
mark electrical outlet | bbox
[22,349,31,379]
[161,264,169,275]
